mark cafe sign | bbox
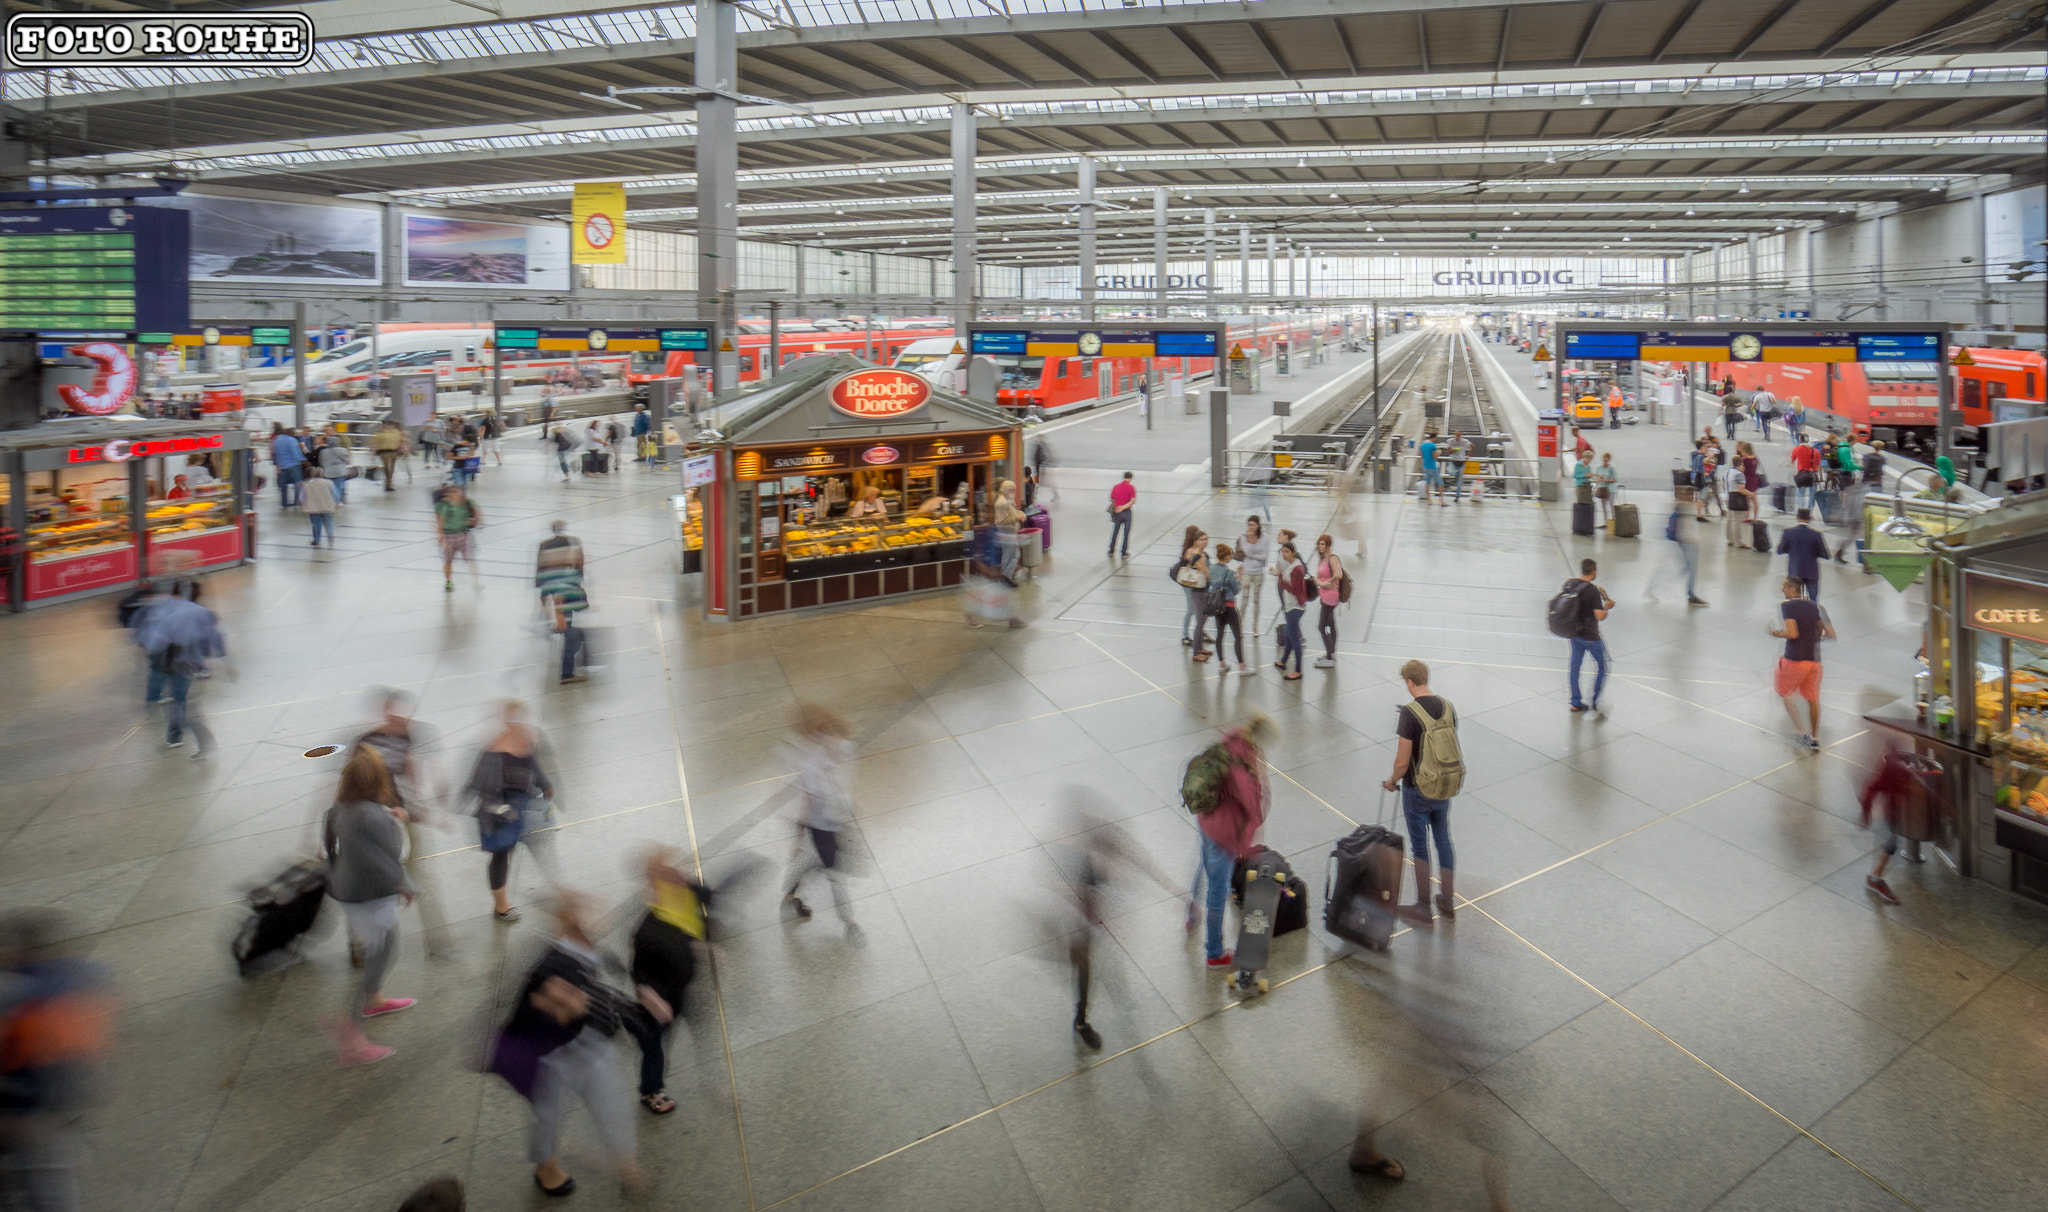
[1965,572,2048,645]
[827,368,929,420]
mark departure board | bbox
[0,206,189,338]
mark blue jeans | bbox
[1401,784,1454,870]
[330,476,347,505]
[1278,607,1305,673]
[144,665,167,705]
[1182,587,1201,641]
[1569,637,1608,709]
[560,619,585,679]
[1677,540,1698,597]
[162,672,211,750]
[276,465,302,506]
[309,513,333,544]
[1108,510,1132,555]
[1192,835,1236,960]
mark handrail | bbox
[1389,451,1545,500]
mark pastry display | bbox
[784,514,966,563]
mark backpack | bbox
[1180,742,1238,815]
[1546,580,1585,639]
[1404,700,1464,800]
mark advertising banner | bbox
[403,215,569,290]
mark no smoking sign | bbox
[582,212,616,250]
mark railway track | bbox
[1321,327,1504,465]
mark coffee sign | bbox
[828,368,929,420]
[1966,572,2048,645]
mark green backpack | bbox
[1180,742,1238,815]
[1405,700,1464,800]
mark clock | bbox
[1077,331,1103,356]
[587,329,609,350]
[1730,333,1763,361]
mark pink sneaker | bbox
[338,1041,395,1067]
[362,997,416,1018]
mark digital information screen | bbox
[969,330,1030,355]
[494,328,542,349]
[1564,332,1642,360]
[0,206,189,338]
[1154,330,1221,358]
[659,328,711,351]
[1858,332,1942,361]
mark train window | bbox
[1964,379,1982,409]
[988,355,1044,388]
[1055,359,1066,379]
[2030,373,2039,397]
[739,355,756,372]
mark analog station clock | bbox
[1077,331,1103,356]
[1730,333,1763,361]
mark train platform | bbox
[5,418,2046,1212]
[1030,341,1385,475]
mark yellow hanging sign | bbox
[571,182,628,265]
[1951,347,1974,366]
[1531,344,1552,362]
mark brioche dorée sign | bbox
[828,369,929,420]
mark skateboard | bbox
[1230,865,1290,995]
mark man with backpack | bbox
[1181,713,1272,970]
[1551,557,1612,714]
[1381,660,1461,923]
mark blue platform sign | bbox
[968,329,1030,355]
[1857,332,1942,361]
[1564,331,1642,360]
[1154,329,1221,358]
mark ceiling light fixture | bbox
[1739,182,1750,193]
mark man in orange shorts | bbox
[1768,576,1835,750]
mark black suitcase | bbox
[1324,824,1403,952]
[232,860,327,977]
[1572,502,1597,536]
[1771,485,1789,513]
[1752,521,1771,553]
[1231,846,1309,937]
[1815,488,1842,525]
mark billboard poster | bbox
[572,182,628,265]
[403,215,569,290]
[139,193,379,283]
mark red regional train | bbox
[1694,347,2045,444]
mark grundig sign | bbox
[1432,268,1578,288]
[828,369,930,420]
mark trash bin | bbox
[1018,528,1044,569]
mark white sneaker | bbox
[1314,656,1335,669]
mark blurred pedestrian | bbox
[480,411,504,466]
[1186,714,1272,970]
[0,910,114,1212]
[536,521,591,684]
[270,423,305,506]
[487,891,640,1198]
[355,689,448,958]
[1858,746,1925,905]
[1106,471,1135,559]
[396,1178,464,1212]
[372,420,404,491]
[1648,503,1708,608]
[419,416,445,467]
[134,581,223,756]
[433,484,482,592]
[302,466,339,548]
[1381,659,1461,923]
[322,747,416,1066]
[622,847,704,1116]
[1052,791,1182,1050]
[783,704,862,943]
[316,434,353,503]
[994,479,1023,584]
[467,700,555,923]
[549,426,575,483]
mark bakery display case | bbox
[783,513,968,573]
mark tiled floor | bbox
[6,429,2048,1212]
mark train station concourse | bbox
[0,2,2045,1211]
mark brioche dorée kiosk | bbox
[695,354,1022,618]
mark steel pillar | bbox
[696,0,739,391]
[952,104,977,332]
[1153,188,1168,319]
[1203,208,1217,317]
[1078,154,1097,323]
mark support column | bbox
[951,104,977,333]
[1805,228,1819,319]
[1875,217,1888,319]
[1266,233,1276,299]
[1238,224,1250,309]
[1745,233,1759,317]
[1203,208,1217,317]
[1078,155,1097,323]
[1152,187,1168,319]
[696,0,740,391]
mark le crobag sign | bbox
[828,369,929,421]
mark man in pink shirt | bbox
[1107,471,1136,558]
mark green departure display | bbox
[0,231,139,330]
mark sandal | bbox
[535,1174,577,1198]
[1192,651,1211,662]
[1349,1155,1404,1181]
[641,1091,678,1116]
[1283,672,1303,681]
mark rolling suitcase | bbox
[1324,801,1404,952]
[1609,488,1639,539]
[1752,520,1771,553]
[232,859,328,978]
[1771,485,1789,513]
[1572,501,1597,536]
[1025,504,1051,552]
[1815,487,1842,525]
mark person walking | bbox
[433,484,482,591]
[1053,791,1182,1050]
[134,585,223,756]
[316,435,353,504]
[270,423,306,507]
[467,700,554,923]
[1188,715,1272,970]
[1777,508,1829,601]
[1786,398,1806,444]
[488,892,641,1198]
[480,411,504,467]
[1768,577,1835,750]
[1382,659,1460,922]
[419,416,445,468]
[1196,542,1248,675]
[1750,386,1778,441]
[1789,436,1823,512]
[1591,452,1618,525]
[622,847,701,1116]
[1649,500,1709,607]
[631,404,652,463]
[1273,540,1308,681]
[783,704,861,943]
[1558,558,1612,714]
[354,689,449,958]
[1173,527,1211,649]
[1106,472,1135,558]
[371,421,404,491]
[1236,515,1270,640]
[1720,389,1745,442]
[1418,432,1445,505]
[1857,746,1924,905]
[1310,533,1345,669]
[301,466,339,548]
[1736,441,1763,522]
[536,521,591,684]
[322,747,416,1067]
[548,426,574,483]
